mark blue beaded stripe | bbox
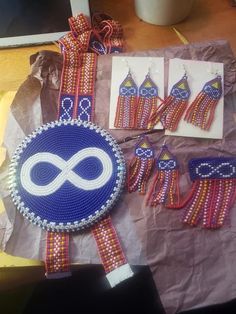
[157,159,178,171]
[8,120,126,233]
[202,76,222,100]
[139,75,158,98]
[76,95,92,121]
[59,95,75,120]
[170,75,191,100]
[189,157,236,181]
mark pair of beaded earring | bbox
[127,136,180,207]
[148,70,222,132]
[114,69,159,129]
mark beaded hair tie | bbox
[127,136,154,194]
[146,144,180,207]
[148,74,191,131]
[169,157,236,229]
[184,76,222,130]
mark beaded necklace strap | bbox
[53,14,132,284]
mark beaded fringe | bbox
[148,75,190,131]
[169,157,236,229]
[184,76,222,130]
[127,136,154,194]
[146,145,180,206]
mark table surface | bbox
[0,0,236,285]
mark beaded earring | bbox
[146,143,180,207]
[169,157,236,229]
[114,69,138,128]
[184,75,222,130]
[127,135,154,194]
[148,73,191,131]
[135,70,159,129]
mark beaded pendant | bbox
[146,144,180,206]
[184,76,222,130]
[148,75,190,131]
[169,157,236,229]
[127,136,154,194]
[114,70,138,128]
[135,72,158,129]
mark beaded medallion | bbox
[9,120,125,232]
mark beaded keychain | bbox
[146,144,180,207]
[127,135,154,194]
[169,157,236,229]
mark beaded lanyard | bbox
[46,14,133,285]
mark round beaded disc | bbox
[9,120,125,232]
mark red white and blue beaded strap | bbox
[48,14,133,285]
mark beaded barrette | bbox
[135,72,159,129]
[148,74,191,131]
[184,76,222,130]
[146,144,180,207]
[169,157,236,229]
[114,70,138,129]
[127,136,154,194]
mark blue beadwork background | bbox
[16,124,119,225]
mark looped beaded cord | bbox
[169,157,236,229]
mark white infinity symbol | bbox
[196,163,235,178]
[20,148,113,196]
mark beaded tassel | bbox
[135,72,158,129]
[114,71,138,128]
[148,75,190,131]
[127,136,154,194]
[184,76,222,130]
[169,157,236,229]
[146,145,180,207]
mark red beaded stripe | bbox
[45,232,70,277]
[114,96,137,128]
[92,216,127,273]
[184,93,219,130]
[146,169,180,206]
[136,96,157,129]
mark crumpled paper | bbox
[1,39,236,314]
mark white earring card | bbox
[109,56,165,130]
[165,58,224,139]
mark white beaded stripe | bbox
[106,263,134,288]
[20,148,113,196]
